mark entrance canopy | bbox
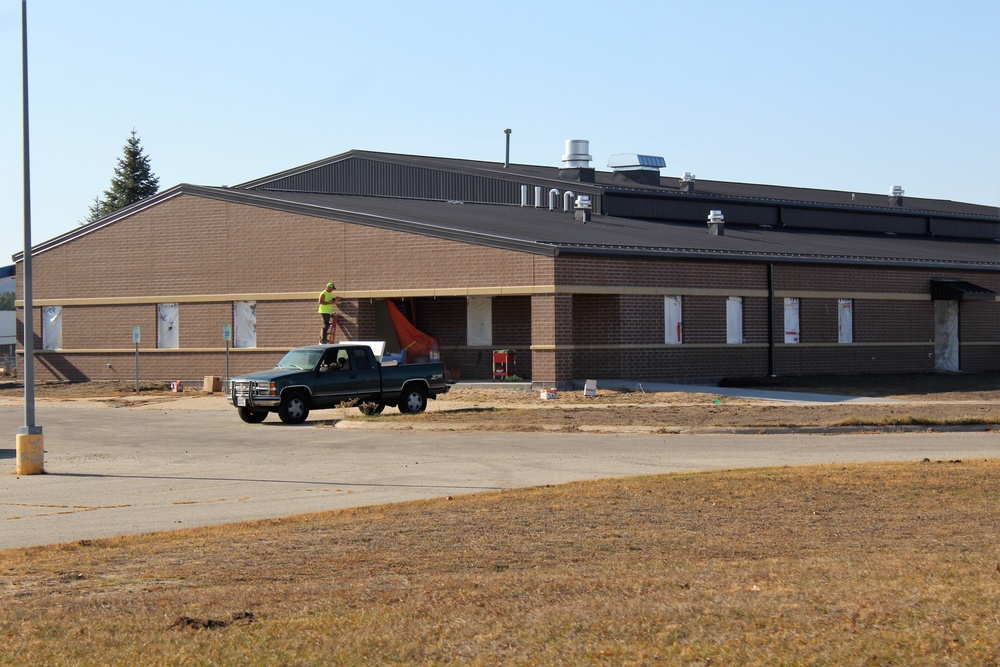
[930,279,997,301]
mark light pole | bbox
[16,0,44,475]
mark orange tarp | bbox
[386,300,438,358]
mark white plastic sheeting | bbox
[467,296,493,346]
[157,303,179,349]
[233,301,257,348]
[664,296,682,344]
[783,298,800,344]
[726,296,743,344]
[838,299,853,344]
[42,305,62,350]
[934,300,959,371]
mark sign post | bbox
[222,323,232,386]
[133,326,140,395]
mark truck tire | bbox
[398,385,428,414]
[238,406,268,424]
[278,392,310,424]
[359,402,386,416]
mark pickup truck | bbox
[229,342,449,424]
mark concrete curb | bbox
[330,418,999,436]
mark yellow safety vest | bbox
[318,291,335,314]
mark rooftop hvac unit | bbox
[608,153,666,186]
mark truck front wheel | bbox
[398,385,428,414]
[238,406,268,424]
[279,392,310,424]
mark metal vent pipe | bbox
[563,190,576,212]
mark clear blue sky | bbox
[2,0,998,265]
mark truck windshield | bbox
[275,350,322,370]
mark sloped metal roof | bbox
[17,151,999,273]
[240,149,1000,220]
[197,187,1000,270]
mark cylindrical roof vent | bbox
[562,140,592,168]
[707,210,725,236]
[574,194,592,223]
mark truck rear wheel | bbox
[278,392,310,424]
[398,385,428,414]
[238,406,268,423]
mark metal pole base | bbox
[16,428,44,475]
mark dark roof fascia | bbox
[601,187,1000,223]
[190,186,560,257]
[235,150,358,189]
[548,244,1000,271]
[12,186,188,261]
[239,149,605,195]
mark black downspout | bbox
[767,263,775,378]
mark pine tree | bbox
[84,129,160,223]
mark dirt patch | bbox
[1,373,997,431]
[0,379,186,399]
[424,372,1000,431]
[720,371,1000,402]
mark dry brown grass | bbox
[3,460,1000,665]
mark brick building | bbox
[15,141,1000,387]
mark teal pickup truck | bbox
[229,342,449,424]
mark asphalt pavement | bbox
[1,394,996,550]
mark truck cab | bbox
[230,342,449,424]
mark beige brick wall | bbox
[14,193,999,383]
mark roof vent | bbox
[608,153,666,187]
[889,185,904,206]
[559,139,596,183]
[574,194,592,223]
[562,140,592,167]
[707,210,725,236]
[680,171,696,193]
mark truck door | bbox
[313,348,359,408]
[351,347,382,401]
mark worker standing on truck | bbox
[318,282,341,344]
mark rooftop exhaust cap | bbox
[889,185,904,206]
[559,139,596,183]
[680,171,696,193]
[707,210,725,236]
[574,194,592,223]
